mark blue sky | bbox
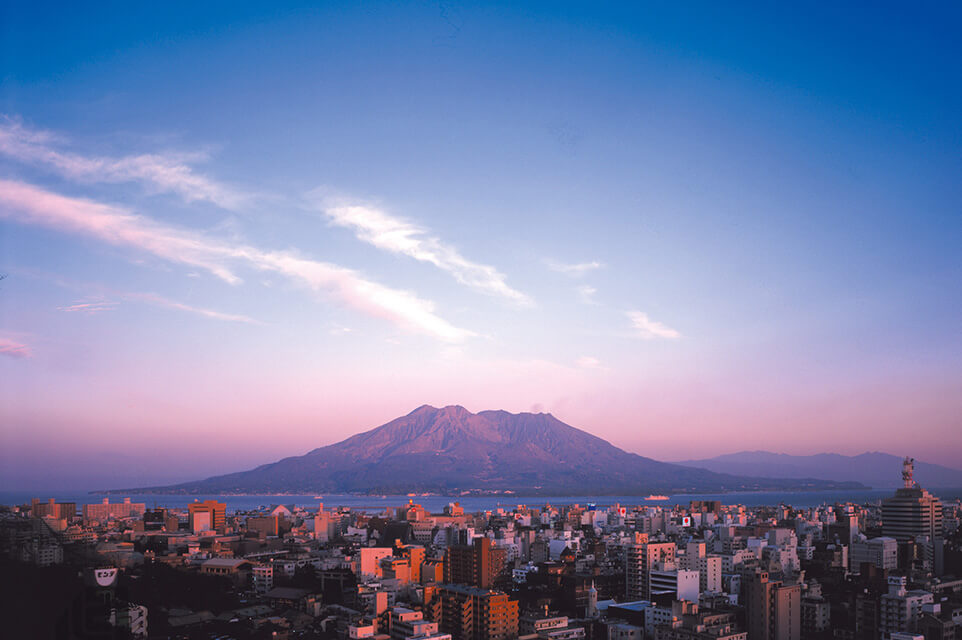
[1,1,960,490]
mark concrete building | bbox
[882,458,944,574]
[626,542,676,600]
[391,606,440,640]
[356,548,395,579]
[430,584,519,640]
[82,498,146,524]
[247,515,280,537]
[252,564,274,594]
[519,615,569,636]
[382,557,413,584]
[649,569,700,603]
[445,537,508,589]
[850,537,899,574]
[744,570,800,640]
[188,500,226,533]
[399,545,426,583]
[800,596,830,638]
[696,556,722,594]
[31,498,76,521]
[607,623,643,640]
[879,576,933,640]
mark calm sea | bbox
[3,489,961,514]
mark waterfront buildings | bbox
[82,497,146,524]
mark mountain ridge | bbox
[113,405,867,495]
[675,450,962,488]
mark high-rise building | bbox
[882,458,943,574]
[31,498,76,521]
[429,584,519,640]
[188,500,226,533]
[744,570,800,640]
[626,542,676,600]
[445,538,507,589]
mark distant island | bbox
[109,405,866,496]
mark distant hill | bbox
[675,451,962,488]
[116,405,866,495]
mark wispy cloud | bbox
[328,324,353,336]
[0,117,247,209]
[545,259,604,277]
[58,294,259,324]
[126,293,261,324]
[626,310,681,340]
[59,300,118,314]
[0,179,474,343]
[317,198,532,306]
[0,337,32,359]
[576,355,606,370]
[576,285,598,305]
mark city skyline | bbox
[2,2,961,490]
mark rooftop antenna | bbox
[902,457,915,488]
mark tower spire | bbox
[902,457,915,488]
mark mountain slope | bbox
[675,451,962,488]
[119,406,866,495]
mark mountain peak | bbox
[122,407,869,495]
[407,404,472,417]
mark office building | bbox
[882,458,943,574]
[188,500,226,533]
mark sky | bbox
[1,2,960,490]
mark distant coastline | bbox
[6,488,962,515]
[95,483,868,498]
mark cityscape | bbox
[2,458,961,640]
[2,3,961,640]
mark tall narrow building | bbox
[744,570,801,640]
[445,538,507,589]
[626,541,676,600]
[882,458,943,574]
